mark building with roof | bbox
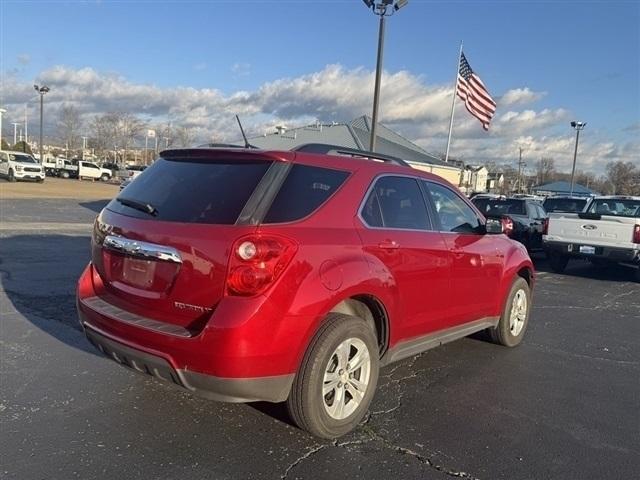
[459,165,489,194]
[248,116,462,185]
[531,180,596,197]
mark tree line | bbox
[486,157,639,196]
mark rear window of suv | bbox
[587,199,640,218]
[473,198,526,216]
[107,157,272,224]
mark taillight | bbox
[501,217,514,237]
[226,235,298,296]
[542,217,549,235]
[633,225,640,244]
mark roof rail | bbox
[196,143,248,149]
[292,143,410,167]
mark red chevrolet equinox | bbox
[77,145,534,438]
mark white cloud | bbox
[193,62,207,71]
[231,62,251,77]
[17,54,31,66]
[1,64,636,173]
[499,87,546,107]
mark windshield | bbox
[472,198,526,216]
[9,153,37,164]
[543,198,587,213]
[587,199,640,218]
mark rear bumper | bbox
[84,326,294,403]
[544,240,640,265]
[76,263,308,403]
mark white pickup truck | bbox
[42,157,79,178]
[543,196,640,281]
[77,161,112,181]
[0,150,45,182]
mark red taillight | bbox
[226,235,297,296]
[501,217,514,237]
[542,218,549,235]
[633,225,640,244]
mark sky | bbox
[1,0,639,174]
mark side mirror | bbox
[485,218,504,234]
[485,216,514,237]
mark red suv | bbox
[77,145,534,438]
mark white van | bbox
[0,150,45,182]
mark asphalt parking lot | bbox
[1,181,639,480]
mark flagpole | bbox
[444,41,463,163]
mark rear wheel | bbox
[488,277,531,347]
[60,170,70,179]
[287,313,379,438]
[8,169,16,182]
[100,174,110,182]
[548,251,569,273]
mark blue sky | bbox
[1,0,638,171]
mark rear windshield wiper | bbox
[117,197,158,216]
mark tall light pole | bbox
[12,122,20,145]
[363,0,408,152]
[34,84,50,163]
[569,121,586,197]
[0,108,6,147]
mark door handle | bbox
[451,249,465,259]
[378,240,400,250]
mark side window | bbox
[361,176,431,230]
[263,164,349,223]
[425,182,482,234]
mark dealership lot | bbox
[1,182,638,479]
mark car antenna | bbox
[236,115,256,149]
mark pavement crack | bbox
[280,444,330,480]
[362,426,481,479]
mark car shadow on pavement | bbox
[532,253,638,282]
[79,199,110,214]
[0,233,99,356]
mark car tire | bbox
[100,174,110,182]
[8,169,16,182]
[488,276,531,347]
[548,251,569,273]
[61,171,70,179]
[287,313,379,439]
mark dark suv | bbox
[77,145,534,438]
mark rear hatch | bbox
[91,151,284,331]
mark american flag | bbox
[456,52,496,130]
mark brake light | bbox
[226,235,298,296]
[501,217,514,237]
[542,217,549,235]
[633,225,640,244]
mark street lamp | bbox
[569,121,586,197]
[34,84,50,163]
[363,0,408,152]
[0,108,6,147]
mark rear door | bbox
[423,181,504,324]
[91,155,276,330]
[356,175,452,340]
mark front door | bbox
[423,181,504,324]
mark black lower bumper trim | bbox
[83,326,294,403]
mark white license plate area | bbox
[579,245,596,255]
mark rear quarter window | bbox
[262,164,349,223]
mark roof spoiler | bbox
[292,143,410,167]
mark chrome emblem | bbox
[582,224,597,230]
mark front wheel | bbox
[60,170,70,179]
[287,313,379,438]
[100,174,110,182]
[488,277,531,347]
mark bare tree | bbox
[58,105,83,151]
[535,157,556,185]
[173,126,195,147]
[605,161,640,195]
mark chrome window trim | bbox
[357,173,436,233]
[103,235,182,264]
